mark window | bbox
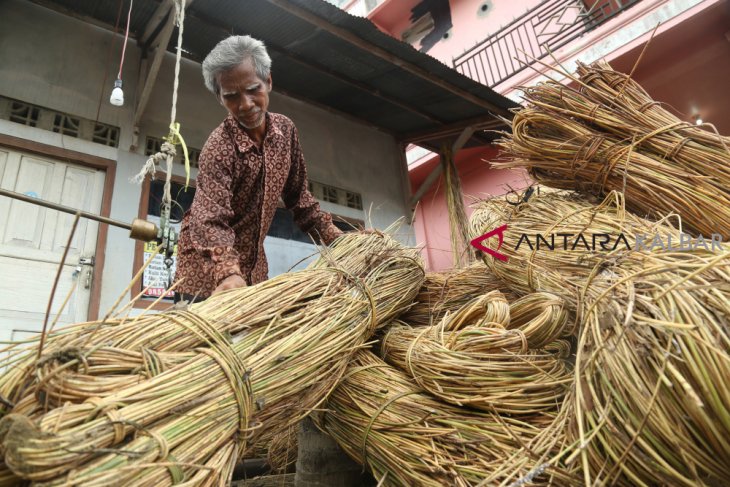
[267,207,362,244]
[332,217,362,233]
[92,122,120,147]
[267,208,313,244]
[145,136,201,167]
[147,179,196,221]
[308,180,363,211]
[145,136,163,156]
[188,148,201,168]
[52,113,81,137]
[0,95,120,148]
[323,185,339,204]
[9,100,40,127]
[346,191,363,210]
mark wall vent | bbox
[0,95,120,148]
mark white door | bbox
[0,148,105,343]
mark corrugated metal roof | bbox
[34,0,518,148]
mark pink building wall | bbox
[369,0,543,66]
[493,0,708,94]
[426,0,544,64]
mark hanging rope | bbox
[131,0,189,290]
[133,0,190,201]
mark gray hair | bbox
[202,35,272,95]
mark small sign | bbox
[142,215,180,299]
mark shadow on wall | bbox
[404,0,453,52]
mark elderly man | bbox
[175,35,343,300]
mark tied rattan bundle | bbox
[495,60,730,238]
[6,232,420,413]
[0,271,335,411]
[319,350,576,487]
[469,190,730,486]
[265,425,297,473]
[247,424,297,474]
[381,291,573,415]
[398,262,513,326]
[0,232,425,485]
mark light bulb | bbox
[110,79,124,106]
[695,117,703,126]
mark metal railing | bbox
[453,0,642,88]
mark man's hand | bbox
[212,274,247,296]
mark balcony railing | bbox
[453,0,642,88]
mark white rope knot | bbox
[131,154,161,184]
[132,142,177,185]
[161,141,177,158]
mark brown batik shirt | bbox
[175,112,342,297]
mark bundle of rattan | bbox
[266,425,297,473]
[495,60,730,238]
[245,424,297,474]
[398,262,514,326]
[0,232,425,485]
[0,229,421,411]
[319,349,577,487]
[0,270,334,412]
[469,190,729,485]
[0,229,419,408]
[381,291,573,415]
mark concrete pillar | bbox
[294,417,371,487]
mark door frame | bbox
[0,133,116,321]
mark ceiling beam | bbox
[410,130,497,150]
[133,1,196,124]
[265,0,513,117]
[29,0,129,38]
[133,6,178,127]
[409,160,443,208]
[267,44,445,125]
[409,125,475,208]
[139,0,174,46]
[400,114,508,145]
[275,86,399,138]
[452,126,475,153]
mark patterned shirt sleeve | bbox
[186,133,244,285]
[282,123,343,245]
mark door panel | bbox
[0,148,104,343]
[0,150,8,183]
[0,256,76,316]
[50,166,100,254]
[2,155,54,248]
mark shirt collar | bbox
[225,112,284,153]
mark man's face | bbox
[217,59,271,130]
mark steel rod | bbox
[0,187,132,231]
